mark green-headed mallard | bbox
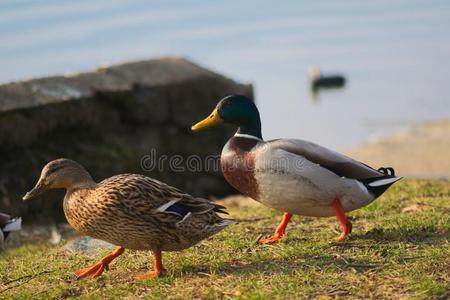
[191,95,401,243]
[0,213,22,249]
[23,159,235,279]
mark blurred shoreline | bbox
[344,118,450,179]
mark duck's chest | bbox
[221,137,260,200]
[63,190,102,235]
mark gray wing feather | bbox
[268,139,382,179]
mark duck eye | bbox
[47,165,64,176]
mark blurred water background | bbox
[1,0,449,148]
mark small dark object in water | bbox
[310,65,346,90]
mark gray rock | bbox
[0,57,223,113]
[0,57,253,221]
[63,236,115,254]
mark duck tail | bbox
[2,217,22,240]
[377,167,396,176]
[361,175,402,198]
[217,218,238,227]
[2,217,22,232]
[199,218,237,237]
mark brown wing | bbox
[97,174,226,222]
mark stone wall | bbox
[0,57,253,222]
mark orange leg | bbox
[332,198,352,241]
[259,212,293,244]
[133,250,166,279]
[75,246,124,279]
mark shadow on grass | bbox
[178,254,380,277]
[351,227,450,244]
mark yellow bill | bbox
[191,108,223,131]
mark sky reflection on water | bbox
[1,0,449,148]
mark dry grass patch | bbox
[1,180,449,299]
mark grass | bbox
[1,179,449,299]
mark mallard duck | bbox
[0,213,22,248]
[191,95,401,243]
[309,65,346,91]
[23,159,235,279]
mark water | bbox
[1,0,449,149]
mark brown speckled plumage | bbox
[63,173,232,251]
[25,159,235,253]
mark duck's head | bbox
[191,95,262,139]
[23,159,94,201]
[309,65,321,80]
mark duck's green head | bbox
[191,95,262,138]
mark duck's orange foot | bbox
[258,212,293,244]
[133,269,166,280]
[75,262,107,279]
[335,220,353,241]
[332,198,353,242]
[258,233,284,244]
[75,246,125,279]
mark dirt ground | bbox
[344,119,450,179]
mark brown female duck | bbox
[23,159,235,279]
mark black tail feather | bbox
[377,166,396,176]
[213,203,229,215]
[360,175,402,198]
